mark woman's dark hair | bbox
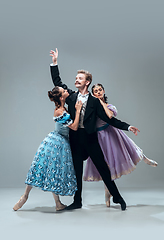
[91,83,108,103]
[48,86,62,108]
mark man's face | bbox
[75,73,88,89]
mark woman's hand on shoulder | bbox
[99,98,107,107]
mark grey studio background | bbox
[0,0,164,189]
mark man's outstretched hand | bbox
[50,48,58,65]
[129,126,140,136]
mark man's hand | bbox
[50,48,58,65]
[129,126,140,136]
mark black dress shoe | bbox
[119,199,126,211]
[65,202,82,211]
[113,198,126,211]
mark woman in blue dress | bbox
[13,86,82,211]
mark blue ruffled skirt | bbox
[25,130,77,196]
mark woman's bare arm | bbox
[99,99,113,119]
[68,101,82,131]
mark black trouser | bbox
[69,128,123,205]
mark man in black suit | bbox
[50,49,139,211]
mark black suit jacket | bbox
[50,65,130,134]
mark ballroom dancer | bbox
[83,83,158,207]
[50,48,140,211]
[13,86,82,211]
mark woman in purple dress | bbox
[83,83,158,207]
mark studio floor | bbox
[1,182,164,240]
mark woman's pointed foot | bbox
[56,203,67,211]
[105,189,112,207]
[149,160,158,167]
[144,158,158,167]
[106,199,111,207]
[13,195,28,211]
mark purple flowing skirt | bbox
[83,125,143,181]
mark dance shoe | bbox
[65,202,82,211]
[13,195,28,211]
[144,157,158,167]
[119,198,126,211]
[105,191,112,207]
[113,198,126,211]
[106,198,111,207]
[147,159,158,167]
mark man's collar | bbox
[78,92,90,97]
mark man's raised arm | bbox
[49,49,74,95]
[50,48,58,65]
